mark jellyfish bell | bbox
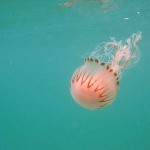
[70,32,142,110]
[70,60,119,110]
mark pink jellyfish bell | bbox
[70,32,142,110]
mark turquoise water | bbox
[0,0,150,150]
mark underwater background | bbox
[0,0,150,149]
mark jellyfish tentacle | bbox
[121,33,142,70]
[106,32,142,73]
[87,32,141,74]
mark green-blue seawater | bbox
[0,0,149,149]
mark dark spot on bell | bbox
[101,62,105,66]
[114,72,117,76]
[95,59,98,63]
[110,69,113,72]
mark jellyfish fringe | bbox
[89,32,142,75]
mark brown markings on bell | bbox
[87,75,99,88]
[98,95,112,103]
[80,69,86,85]
[80,70,90,86]
[101,92,111,98]
[71,77,74,84]
[107,65,109,70]
[114,72,117,76]
[101,62,105,66]
[98,97,108,103]
[72,71,77,83]
[109,69,113,72]
[99,88,109,98]
[94,82,105,92]
[98,103,108,109]
[95,59,99,63]
[105,97,113,102]
[87,58,99,64]
[76,69,82,82]
[90,58,93,61]
[72,69,79,83]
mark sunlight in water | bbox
[59,0,122,12]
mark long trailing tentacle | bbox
[122,32,142,69]
[86,32,142,75]
[103,32,142,73]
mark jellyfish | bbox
[70,32,142,110]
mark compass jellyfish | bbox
[70,32,142,110]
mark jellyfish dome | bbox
[70,32,142,110]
